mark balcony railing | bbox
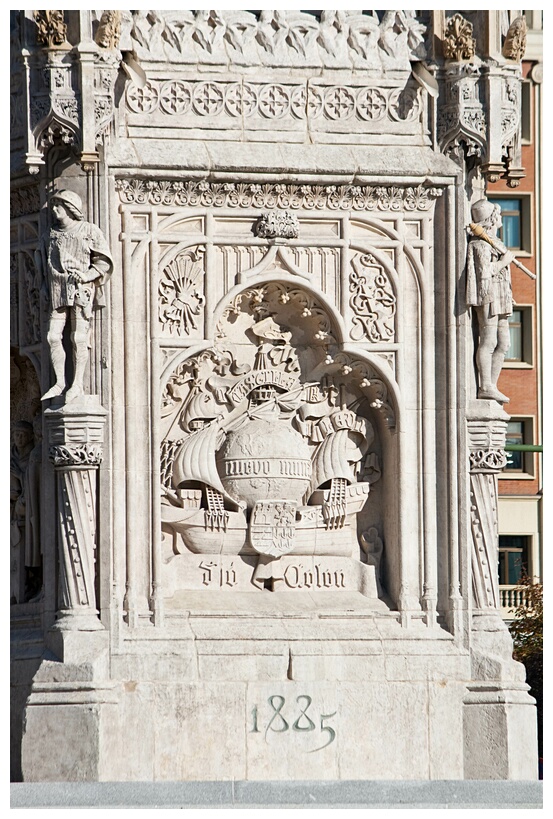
[499,585,530,611]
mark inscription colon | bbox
[250,695,337,753]
[284,563,346,589]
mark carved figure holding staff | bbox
[38,190,113,402]
[466,198,515,404]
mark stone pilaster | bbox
[45,395,106,631]
[463,400,537,779]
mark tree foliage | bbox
[509,575,543,766]
[509,575,543,661]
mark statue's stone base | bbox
[19,608,537,781]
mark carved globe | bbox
[216,418,311,509]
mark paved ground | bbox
[10,780,543,809]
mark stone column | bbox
[467,399,508,630]
[463,399,538,779]
[45,396,107,631]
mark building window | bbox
[504,417,534,476]
[489,195,532,254]
[498,535,529,585]
[521,79,532,143]
[504,305,533,365]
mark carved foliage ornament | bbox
[95,10,122,49]
[34,10,67,48]
[502,16,527,62]
[254,211,300,240]
[349,253,396,343]
[10,186,40,218]
[116,180,442,212]
[49,443,103,467]
[469,449,508,472]
[442,14,476,61]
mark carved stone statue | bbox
[38,190,113,403]
[466,198,515,403]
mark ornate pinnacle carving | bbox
[95,11,122,50]
[442,14,476,61]
[502,16,527,62]
[254,211,300,240]
[34,11,67,48]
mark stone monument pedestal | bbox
[11,9,539,785]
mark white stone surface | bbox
[10,9,538,784]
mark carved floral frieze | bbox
[125,79,422,127]
[116,180,442,212]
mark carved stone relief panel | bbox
[349,253,396,343]
[116,181,438,603]
[158,246,206,338]
[159,281,389,595]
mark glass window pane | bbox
[489,198,522,249]
[502,213,521,248]
[508,550,525,584]
[506,311,522,361]
[505,422,523,470]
